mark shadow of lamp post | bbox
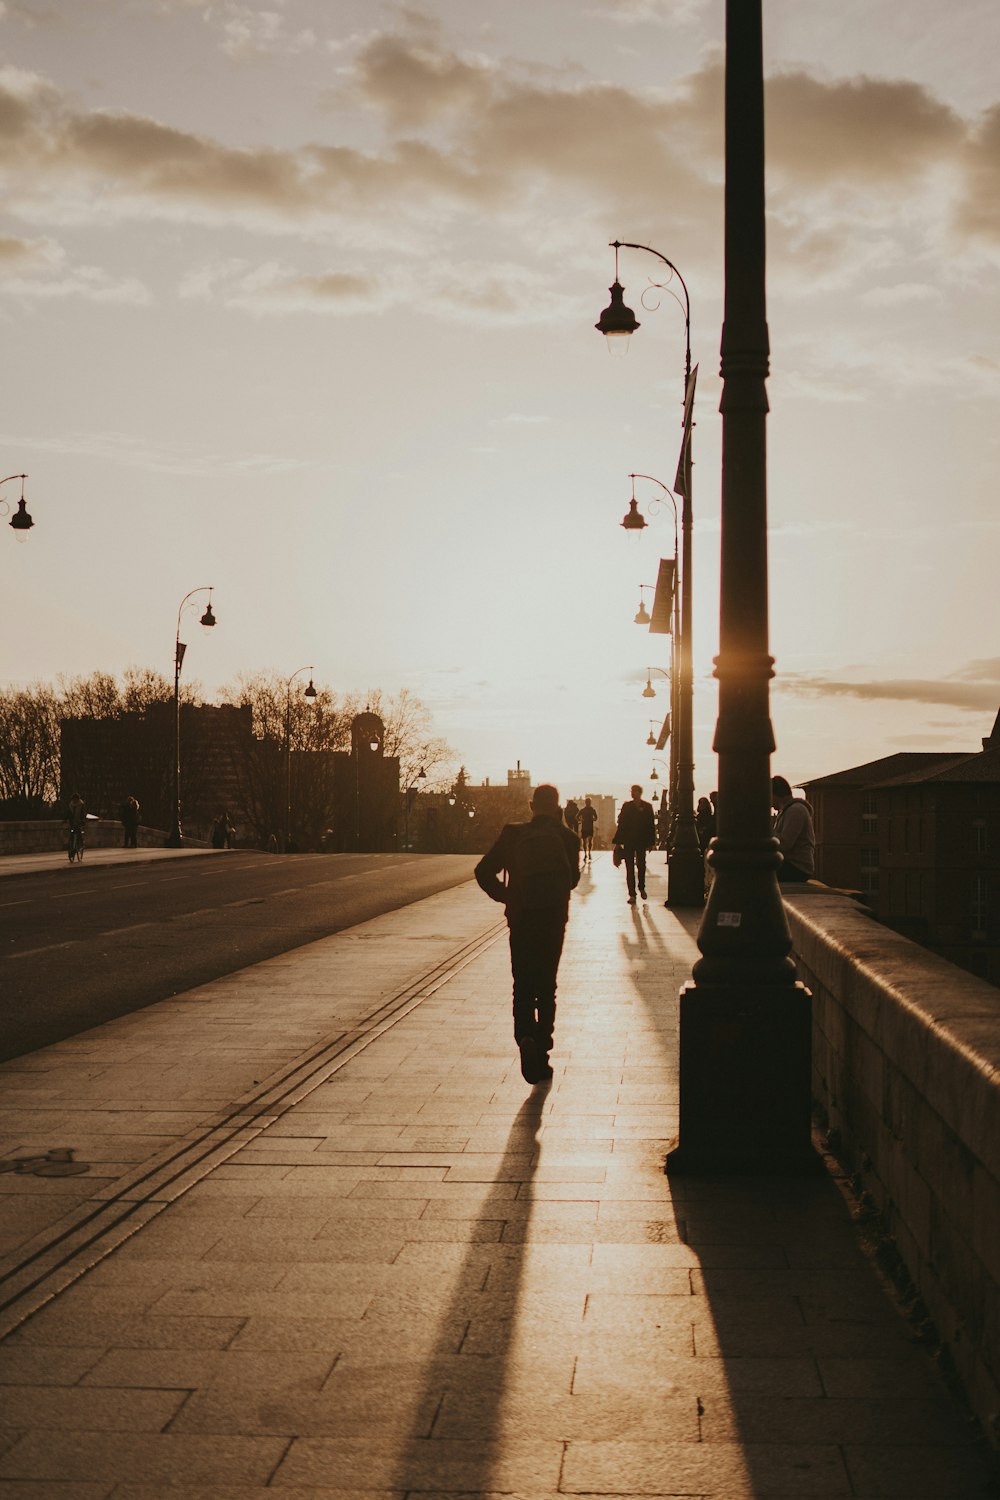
[1,475,34,540]
[665,0,814,1174]
[284,666,317,852]
[167,588,217,848]
[597,247,703,906]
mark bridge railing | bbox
[785,889,1000,1447]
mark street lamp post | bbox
[402,766,427,851]
[284,667,317,852]
[624,474,682,864]
[1,474,34,539]
[666,0,814,1174]
[597,244,703,906]
[167,588,217,848]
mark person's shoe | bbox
[518,1035,541,1084]
[537,1055,554,1082]
[627,896,636,904]
[639,888,647,900]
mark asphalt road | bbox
[0,852,478,1062]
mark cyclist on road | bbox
[66,793,86,862]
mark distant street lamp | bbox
[598,243,703,906]
[642,666,670,699]
[649,758,669,782]
[402,765,427,851]
[284,666,317,852]
[633,584,655,625]
[1,474,34,540]
[167,587,217,848]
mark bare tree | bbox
[218,672,353,847]
[0,683,61,813]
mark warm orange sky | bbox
[2,0,999,800]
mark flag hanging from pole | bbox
[673,363,698,499]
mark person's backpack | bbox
[512,821,573,910]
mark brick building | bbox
[802,708,1000,984]
[60,703,252,842]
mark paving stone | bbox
[842,1441,1000,1497]
[0,1432,287,1486]
[273,1435,564,1491]
[561,1438,851,1495]
[0,1387,186,1432]
[0,1346,105,1385]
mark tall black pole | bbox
[670,396,702,907]
[284,690,292,854]
[167,636,183,847]
[666,0,814,1174]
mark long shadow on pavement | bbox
[383,1085,561,1495]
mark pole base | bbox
[666,845,707,908]
[665,978,820,1175]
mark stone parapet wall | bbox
[785,890,1000,1446]
[0,820,205,852]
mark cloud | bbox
[179,258,380,312]
[778,660,1000,712]
[766,70,963,186]
[1,35,998,305]
[0,426,309,477]
[0,232,149,302]
[955,102,1000,243]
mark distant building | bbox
[802,708,1000,984]
[324,712,400,853]
[60,703,252,842]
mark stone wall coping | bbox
[784,890,1000,1179]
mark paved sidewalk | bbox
[0,853,997,1497]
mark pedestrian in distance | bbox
[475,783,581,1086]
[120,794,140,849]
[771,775,815,883]
[578,797,598,863]
[613,784,656,904]
[564,798,580,835]
[212,810,234,849]
[65,793,86,862]
[695,796,716,854]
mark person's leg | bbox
[624,847,637,900]
[532,916,566,1063]
[637,846,647,897]
[508,922,536,1044]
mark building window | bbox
[860,847,879,897]
[861,792,877,838]
[973,819,988,855]
[972,873,988,939]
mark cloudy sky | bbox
[2,0,999,797]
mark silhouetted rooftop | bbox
[800,752,962,789]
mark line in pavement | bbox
[8,941,76,962]
[0,915,506,1340]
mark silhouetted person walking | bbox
[771,775,815,883]
[475,783,581,1085]
[695,796,715,853]
[578,797,597,862]
[614,784,656,903]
